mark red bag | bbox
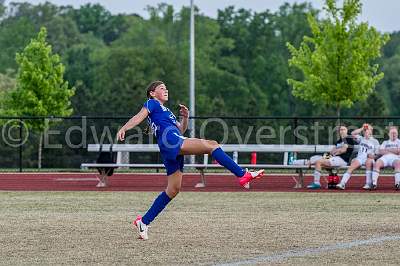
[328,174,340,189]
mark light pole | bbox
[189,0,195,138]
[189,0,195,163]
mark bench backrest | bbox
[87,144,340,165]
[87,144,335,153]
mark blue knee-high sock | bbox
[142,191,172,225]
[211,147,245,177]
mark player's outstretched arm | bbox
[117,107,149,141]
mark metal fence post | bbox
[19,119,23,172]
[294,117,298,144]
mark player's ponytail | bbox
[144,80,164,134]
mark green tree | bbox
[0,2,81,71]
[0,16,37,72]
[0,0,5,17]
[6,27,75,168]
[374,32,400,115]
[382,31,400,58]
[67,3,128,44]
[0,70,16,112]
[69,3,111,35]
[376,54,400,115]
[216,3,317,115]
[287,0,389,116]
[359,91,388,116]
[63,41,101,115]
[0,69,15,91]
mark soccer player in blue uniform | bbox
[117,81,264,240]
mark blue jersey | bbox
[143,99,181,139]
[143,99,185,174]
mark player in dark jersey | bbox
[306,126,356,189]
[117,81,264,240]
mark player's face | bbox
[389,129,398,140]
[339,126,347,138]
[151,84,168,103]
[364,128,372,138]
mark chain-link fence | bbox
[1,116,399,171]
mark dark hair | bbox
[146,80,164,99]
[144,81,164,135]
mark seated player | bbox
[302,125,356,189]
[336,124,379,190]
[365,126,400,190]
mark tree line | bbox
[0,1,399,117]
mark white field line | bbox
[215,235,400,266]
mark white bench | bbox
[81,144,347,188]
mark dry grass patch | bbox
[0,191,399,265]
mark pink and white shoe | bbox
[133,215,149,240]
[239,169,265,188]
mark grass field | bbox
[1,191,400,265]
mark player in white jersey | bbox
[337,124,380,190]
[365,126,400,190]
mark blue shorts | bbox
[158,131,186,175]
[161,155,184,176]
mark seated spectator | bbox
[298,125,356,189]
[336,124,379,190]
[366,126,400,190]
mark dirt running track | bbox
[0,172,399,193]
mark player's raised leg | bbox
[180,138,264,188]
